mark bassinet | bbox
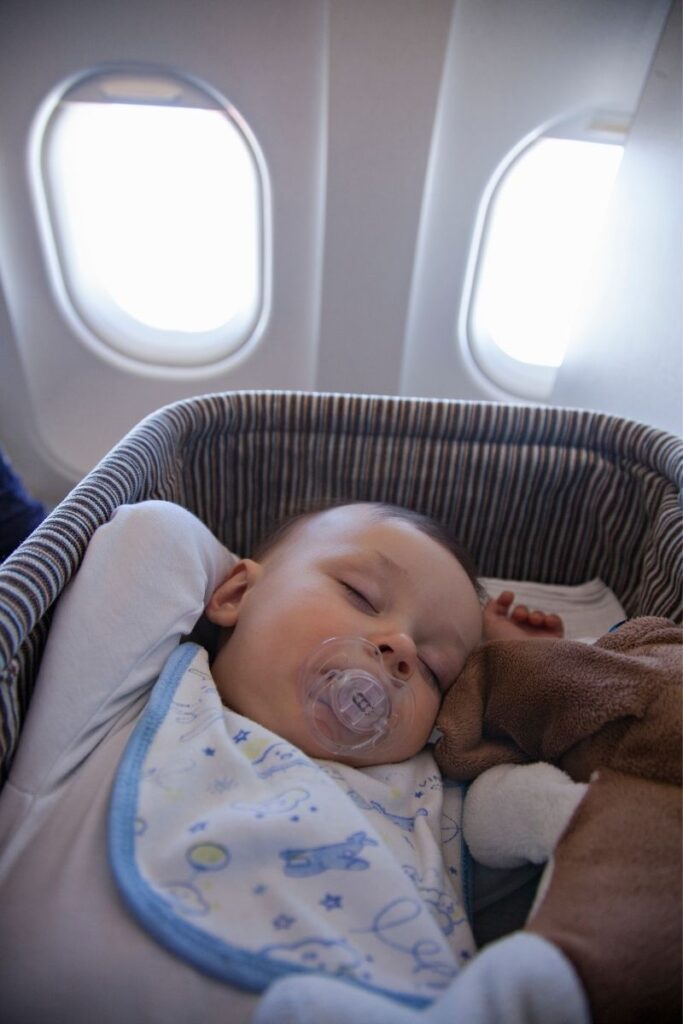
[1,390,681,785]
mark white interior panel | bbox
[315,0,453,395]
[552,0,682,436]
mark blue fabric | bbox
[0,448,45,561]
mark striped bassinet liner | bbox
[1,390,681,783]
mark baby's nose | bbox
[375,633,417,680]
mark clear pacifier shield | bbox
[301,636,415,756]
[329,670,390,731]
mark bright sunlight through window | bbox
[41,78,265,371]
[470,137,623,396]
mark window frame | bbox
[462,114,628,400]
[31,66,271,379]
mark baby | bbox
[203,501,562,766]
[0,499,573,1024]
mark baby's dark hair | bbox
[253,500,485,602]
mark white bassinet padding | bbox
[480,578,626,641]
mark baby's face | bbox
[207,505,483,766]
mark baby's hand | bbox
[483,591,564,642]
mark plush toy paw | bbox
[463,763,588,869]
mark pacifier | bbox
[301,636,415,756]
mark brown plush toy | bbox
[434,617,682,1024]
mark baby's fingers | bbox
[544,613,564,634]
[510,603,530,623]
[489,590,515,613]
[511,605,564,634]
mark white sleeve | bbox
[9,501,236,795]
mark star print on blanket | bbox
[108,644,474,1005]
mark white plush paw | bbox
[463,763,588,868]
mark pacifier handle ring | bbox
[329,669,391,734]
[301,636,415,756]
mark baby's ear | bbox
[205,559,261,627]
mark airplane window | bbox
[468,135,624,399]
[37,72,267,374]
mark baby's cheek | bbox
[410,703,439,745]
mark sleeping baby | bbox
[0,499,589,1024]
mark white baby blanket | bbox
[109,643,475,1006]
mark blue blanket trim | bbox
[108,642,433,1007]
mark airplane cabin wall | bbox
[0,0,678,508]
[552,0,682,436]
[0,0,328,501]
[399,0,675,405]
[315,0,453,396]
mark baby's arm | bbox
[483,590,564,642]
[8,502,235,794]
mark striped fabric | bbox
[1,391,681,782]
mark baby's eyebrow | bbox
[371,550,409,582]
[338,549,406,583]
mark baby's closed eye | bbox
[418,657,442,692]
[339,580,378,613]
